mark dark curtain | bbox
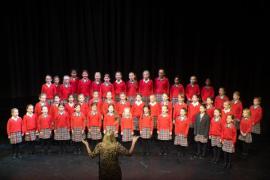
[1,0,268,136]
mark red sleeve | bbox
[41,85,45,94]
[233,127,237,144]
[169,117,172,132]
[22,115,27,133]
[157,116,160,131]
[7,120,10,135]
[166,79,170,95]
[131,118,134,131]
[184,121,189,137]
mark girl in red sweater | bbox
[201,78,215,104]
[170,76,185,105]
[54,103,71,154]
[139,70,153,105]
[214,87,229,110]
[209,109,222,163]
[49,95,60,119]
[114,71,126,102]
[173,94,187,122]
[126,72,138,105]
[7,108,23,159]
[35,93,50,117]
[206,97,215,119]
[149,95,160,138]
[71,104,86,154]
[22,104,37,154]
[238,109,253,158]
[221,114,237,169]
[65,94,75,116]
[103,104,119,138]
[87,103,103,147]
[157,105,172,156]
[102,91,116,115]
[77,70,92,102]
[77,94,90,116]
[100,74,115,101]
[89,91,103,113]
[53,75,61,95]
[41,75,56,105]
[139,106,153,155]
[250,97,263,135]
[174,108,189,162]
[121,108,134,148]
[116,93,131,117]
[231,91,243,129]
[70,69,79,97]
[131,94,145,135]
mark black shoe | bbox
[226,163,232,169]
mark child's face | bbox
[190,76,196,84]
[75,106,81,112]
[123,108,130,115]
[93,92,99,98]
[143,107,149,114]
[59,105,65,112]
[120,94,126,100]
[12,109,19,117]
[42,107,48,114]
[115,73,122,80]
[27,106,34,113]
[243,110,250,118]
[162,106,168,113]
[45,76,52,83]
[82,72,88,78]
[214,109,220,117]
[71,71,77,77]
[174,77,179,84]
[40,95,46,102]
[108,106,114,113]
[219,88,225,95]
[136,95,142,101]
[78,95,85,103]
[143,72,149,79]
[226,116,233,124]
[129,73,135,80]
[54,96,60,103]
[180,109,186,116]
[149,95,155,102]
[223,102,230,109]
[68,96,74,102]
[158,70,165,78]
[95,73,101,81]
[91,105,97,112]
[206,98,213,105]
[162,94,168,101]
[233,93,239,100]
[63,77,70,84]
[106,92,112,99]
[253,98,260,106]
[178,95,184,102]
[205,78,211,85]
[192,95,198,102]
[199,106,206,113]
[104,76,110,82]
[54,77,60,84]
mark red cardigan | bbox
[201,86,215,102]
[37,114,53,130]
[121,117,133,132]
[209,117,222,137]
[174,116,189,136]
[139,79,153,97]
[170,84,185,99]
[185,84,200,101]
[214,95,229,110]
[22,114,37,133]
[113,80,126,96]
[54,112,70,129]
[87,112,102,128]
[7,117,23,135]
[154,77,170,94]
[250,105,263,125]
[157,115,172,132]
[221,123,237,144]
[240,117,253,133]
[41,83,56,99]
[126,81,138,97]
[139,115,153,131]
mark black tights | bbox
[196,142,207,156]
[58,141,67,153]
[242,142,250,155]
[159,140,170,154]
[177,146,187,157]
[141,139,150,154]
[12,143,21,155]
[212,146,221,161]
[41,139,50,153]
[27,141,35,154]
[73,142,82,153]
[223,152,232,166]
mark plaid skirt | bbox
[234,119,240,130]
[171,97,178,105]
[54,128,70,141]
[122,129,133,142]
[105,126,118,137]
[222,140,235,153]
[238,133,252,143]
[133,117,140,131]
[174,134,188,147]
[87,126,102,140]
[195,135,208,143]
[127,96,136,105]
[72,128,85,142]
[140,128,152,139]
[39,128,52,139]
[252,123,261,134]
[25,130,37,141]
[158,129,172,141]
[152,116,157,129]
[210,136,221,147]
[156,94,163,103]
[142,96,150,105]
[9,132,22,144]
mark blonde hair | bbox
[102,131,117,146]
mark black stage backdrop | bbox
[1,0,268,138]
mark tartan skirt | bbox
[122,129,133,142]
[156,94,163,103]
[158,129,172,141]
[152,116,157,129]
[72,128,85,142]
[9,132,22,144]
[127,96,136,105]
[171,97,178,105]
[25,130,37,141]
[222,140,235,153]
[238,133,252,143]
[142,96,150,105]
[174,134,188,147]
[194,135,208,143]
[133,117,140,131]
[140,128,152,139]
[87,126,102,140]
[39,128,52,139]
[105,126,118,137]
[252,123,261,134]
[210,135,221,147]
[54,128,70,141]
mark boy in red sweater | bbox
[114,71,126,102]
[139,70,153,105]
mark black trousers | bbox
[196,142,207,156]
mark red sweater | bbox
[214,95,229,110]
[157,115,172,132]
[173,103,187,119]
[41,83,56,99]
[102,100,115,115]
[139,79,153,97]
[231,100,243,120]
[89,98,103,112]
[77,78,92,97]
[116,101,131,116]
[79,102,90,116]
[35,102,50,117]
[209,117,222,137]
[49,104,59,119]
[7,117,23,135]
[59,84,73,100]
[70,77,79,94]
[113,80,126,96]
[131,102,145,117]
[139,115,153,131]
[37,114,53,130]
[126,81,138,97]
[103,114,119,129]
[160,102,173,117]
[54,84,61,95]
[221,123,237,144]
[121,117,133,131]
[185,84,200,101]
[201,86,215,102]
[87,112,102,128]
[188,102,201,123]
[70,113,86,129]
[170,84,185,99]
[250,105,263,125]
[174,116,189,136]
[154,77,170,94]
[221,109,233,125]
[149,102,161,117]
[240,117,252,133]
[65,103,75,116]
[100,83,115,98]
[22,114,37,132]
[206,106,215,119]
[91,81,102,94]
[54,112,70,129]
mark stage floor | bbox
[0,138,269,180]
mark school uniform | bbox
[238,117,253,143]
[91,80,102,95]
[154,77,170,103]
[37,114,53,154]
[7,117,23,157]
[221,108,233,125]
[126,80,138,105]
[35,101,50,117]
[113,80,126,102]
[201,86,215,103]
[87,111,102,140]
[185,83,200,102]
[89,98,103,113]
[139,79,153,104]
[102,100,115,115]
[160,101,173,117]
[65,103,75,116]
[116,101,131,117]
[187,102,200,128]
[149,102,161,129]
[23,114,37,142]
[77,78,92,101]
[70,77,79,95]
[41,83,56,104]
[71,112,86,142]
[206,105,215,119]
[209,116,222,162]
[121,117,134,142]
[131,101,144,131]
[54,111,70,141]
[103,113,119,137]
[100,82,115,101]
[59,84,73,103]
[54,84,61,95]
[170,84,185,105]
[139,114,153,155]
[231,100,243,129]
[49,103,59,120]
[250,105,263,134]
[173,102,187,121]
[214,95,229,110]
[78,102,90,116]
[174,116,189,147]
[157,114,172,155]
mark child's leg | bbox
[212,146,216,161]
[196,142,201,156]
[12,144,16,157]
[146,139,150,155]
[202,142,207,157]
[159,140,164,155]
[215,147,221,163]
[223,152,228,168]
[164,141,170,155]
[227,153,232,168]
[16,143,22,158]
